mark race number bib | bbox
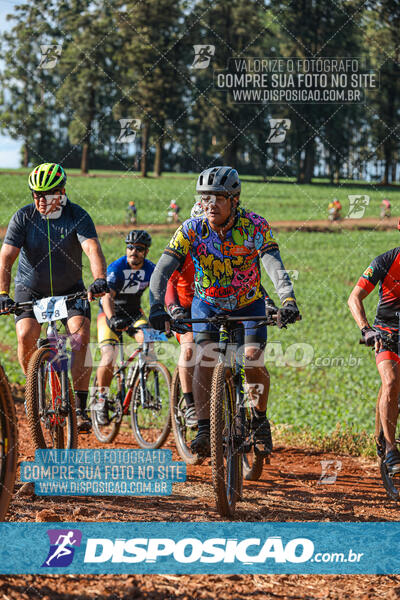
[142,328,168,342]
[33,296,68,323]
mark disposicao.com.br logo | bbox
[82,536,362,565]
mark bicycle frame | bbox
[111,335,157,416]
[173,313,275,450]
[216,319,249,452]
[37,321,71,427]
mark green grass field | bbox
[1,170,400,226]
[0,171,399,453]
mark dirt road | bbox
[0,216,397,241]
[2,401,400,598]
[95,216,400,234]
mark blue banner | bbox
[0,522,399,574]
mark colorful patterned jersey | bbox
[165,207,278,310]
[357,247,400,330]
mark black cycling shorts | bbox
[375,326,400,366]
[14,282,91,324]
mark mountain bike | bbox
[172,308,279,517]
[7,292,85,450]
[90,327,171,448]
[361,323,400,500]
[0,363,18,520]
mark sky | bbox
[0,0,21,168]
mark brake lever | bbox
[173,319,191,334]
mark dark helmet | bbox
[125,230,152,247]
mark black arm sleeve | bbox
[149,252,181,307]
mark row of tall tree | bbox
[1,0,399,183]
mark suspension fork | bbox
[232,324,246,440]
[118,340,127,400]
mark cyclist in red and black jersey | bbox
[164,201,203,428]
[348,247,400,474]
[166,251,196,427]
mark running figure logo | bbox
[42,529,82,567]
[346,195,370,219]
[318,460,342,484]
[191,45,215,69]
[38,45,62,69]
[116,119,142,143]
[267,119,291,143]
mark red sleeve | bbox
[356,277,375,293]
[165,270,180,308]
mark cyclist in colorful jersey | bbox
[0,163,108,432]
[149,166,300,457]
[165,202,202,428]
[94,230,155,425]
[348,248,400,474]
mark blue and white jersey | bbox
[104,256,155,318]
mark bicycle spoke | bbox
[131,362,171,449]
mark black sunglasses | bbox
[127,244,146,252]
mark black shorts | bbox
[374,325,400,366]
[14,283,91,324]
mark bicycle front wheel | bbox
[170,367,200,465]
[130,361,171,449]
[210,363,241,517]
[0,365,18,520]
[26,348,77,449]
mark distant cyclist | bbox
[150,166,300,457]
[348,248,400,474]
[380,198,391,219]
[127,201,137,225]
[328,198,342,222]
[0,163,108,432]
[94,230,155,425]
[167,200,181,224]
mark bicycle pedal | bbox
[254,445,272,457]
[242,441,252,454]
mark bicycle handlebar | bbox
[170,313,276,332]
[0,291,88,316]
[170,309,302,333]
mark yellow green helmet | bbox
[28,163,67,192]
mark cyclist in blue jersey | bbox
[94,230,155,425]
[0,163,108,432]
[149,166,300,457]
